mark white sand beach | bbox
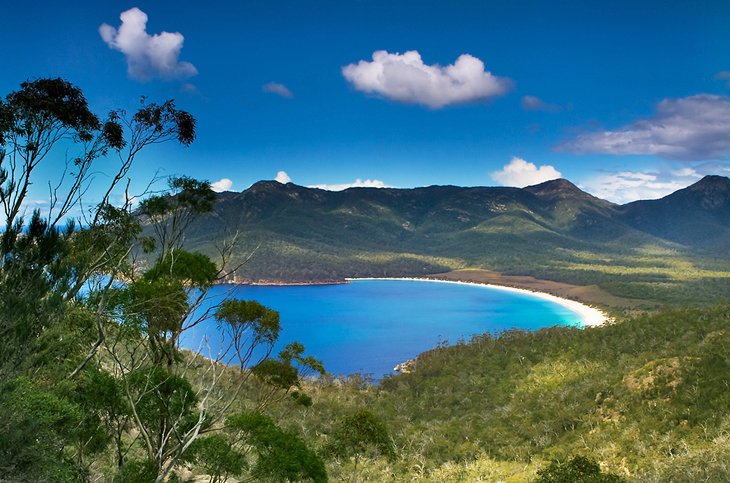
[347,277,609,327]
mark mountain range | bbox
[175,175,730,305]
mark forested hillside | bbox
[175,176,730,305]
[296,304,730,481]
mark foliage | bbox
[226,412,327,482]
[535,456,626,483]
[216,299,281,349]
[139,176,215,259]
[253,342,326,392]
[0,377,84,481]
[327,409,395,462]
[183,435,246,483]
[113,459,157,483]
[144,250,218,286]
[127,367,199,449]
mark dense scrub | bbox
[288,305,730,481]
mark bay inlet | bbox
[180,279,601,377]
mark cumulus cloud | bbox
[491,157,562,187]
[579,169,702,204]
[274,171,292,183]
[309,179,388,191]
[521,95,561,112]
[211,178,233,192]
[342,50,511,108]
[99,7,197,81]
[272,171,386,190]
[559,94,730,161]
[263,82,294,98]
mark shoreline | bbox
[346,277,610,327]
[237,280,344,286]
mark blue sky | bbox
[2,0,730,203]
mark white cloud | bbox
[671,167,701,178]
[211,178,233,192]
[274,171,292,184]
[559,94,730,161]
[579,170,702,204]
[342,50,511,108]
[521,95,561,112]
[273,171,387,190]
[99,7,197,81]
[263,82,294,99]
[491,157,562,187]
[309,179,388,191]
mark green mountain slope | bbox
[171,175,730,305]
[620,175,730,251]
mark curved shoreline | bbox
[346,277,609,327]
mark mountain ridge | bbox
[237,175,728,204]
[173,175,730,304]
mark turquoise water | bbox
[180,279,584,378]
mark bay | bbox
[180,279,585,378]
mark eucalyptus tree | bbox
[107,222,325,479]
[326,409,395,481]
[0,78,196,375]
[0,78,325,482]
[0,77,197,480]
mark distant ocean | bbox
[180,279,584,378]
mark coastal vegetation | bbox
[1,78,730,482]
[293,304,730,481]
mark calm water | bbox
[180,279,584,377]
